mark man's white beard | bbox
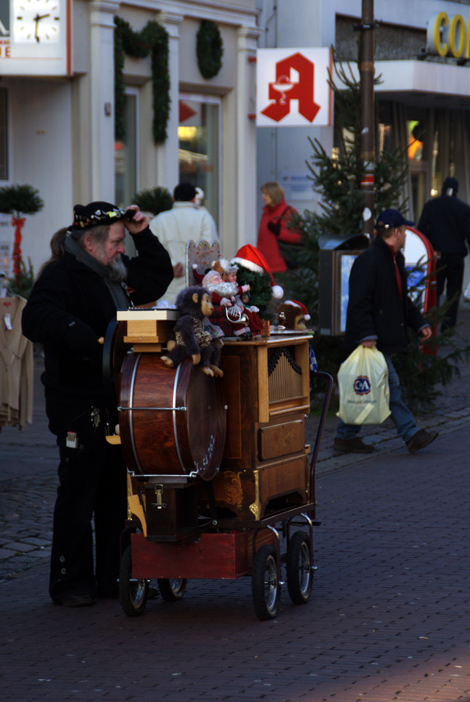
[105,257,128,282]
[94,245,128,282]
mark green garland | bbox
[114,17,170,144]
[196,20,223,79]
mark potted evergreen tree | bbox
[0,184,44,295]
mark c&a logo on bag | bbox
[354,376,371,395]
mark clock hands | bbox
[33,12,50,42]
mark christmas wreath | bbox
[114,17,170,144]
[196,20,223,79]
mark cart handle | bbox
[309,371,334,501]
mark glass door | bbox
[115,88,139,255]
[178,93,220,231]
[115,88,139,210]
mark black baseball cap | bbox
[376,209,414,229]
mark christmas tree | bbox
[280,55,407,323]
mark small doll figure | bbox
[202,268,251,337]
[161,286,223,377]
[211,259,251,305]
[240,290,264,336]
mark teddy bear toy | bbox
[276,300,311,331]
[161,286,224,377]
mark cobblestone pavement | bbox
[0,310,468,701]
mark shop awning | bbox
[340,60,470,109]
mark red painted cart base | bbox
[131,530,276,580]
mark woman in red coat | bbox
[256,182,302,273]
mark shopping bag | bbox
[336,345,391,425]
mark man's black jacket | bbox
[344,235,427,355]
[22,227,173,402]
[418,194,470,256]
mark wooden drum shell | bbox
[118,354,226,481]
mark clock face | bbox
[13,0,61,43]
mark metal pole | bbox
[359,0,375,238]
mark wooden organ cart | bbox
[109,308,332,620]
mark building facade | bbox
[0,0,259,278]
[255,0,470,233]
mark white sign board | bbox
[256,48,332,127]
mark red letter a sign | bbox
[261,52,320,123]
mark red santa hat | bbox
[231,244,284,299]
[284,299,311,320]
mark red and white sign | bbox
[256,48,332,127]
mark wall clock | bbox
[0,0,71,75]
[13,0,61,44]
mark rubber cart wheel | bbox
[158,578,187,602]
[119,545,149,617]
[286,531,313,605]
[251,544,280,621]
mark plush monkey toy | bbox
[161,286,224,377]
[276,300,311,331]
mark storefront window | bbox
[407,120,426,162]
[432,111,456,197]
[115,89,138,210]
[0,88,8,181]
[178,94,220,230]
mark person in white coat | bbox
[150,182,218,303]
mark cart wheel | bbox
[158,578,187,602]
[251,544,280,621]
[119,545,149,617]
[286,531,313,605]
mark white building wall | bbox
[1,0,259,277]
[256,0,470,225]
[5,77,73,274]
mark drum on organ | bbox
[118,353,226,481]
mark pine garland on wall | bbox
[114,17,170,144]
[196,20,223,79]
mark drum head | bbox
[180,361,226,480]
[119,355,226,481]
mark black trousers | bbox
[46,400,127,602]
[436,253,464,331]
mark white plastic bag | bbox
[336,345,391,425]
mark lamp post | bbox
[359,0,375,238]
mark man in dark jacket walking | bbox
[334,209,438,455]
[418,177,470,332]
[22,202,173,606]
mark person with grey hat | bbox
[334,209,438,456]
[22,202,173,607]
[418,177,470,332]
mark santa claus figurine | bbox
[214,259,265,336]
[201,268,251,337]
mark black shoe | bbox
[406,429,439,454]
[333,437,376,454]
[54,593,95,607]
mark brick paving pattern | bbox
[0,309,469,702]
